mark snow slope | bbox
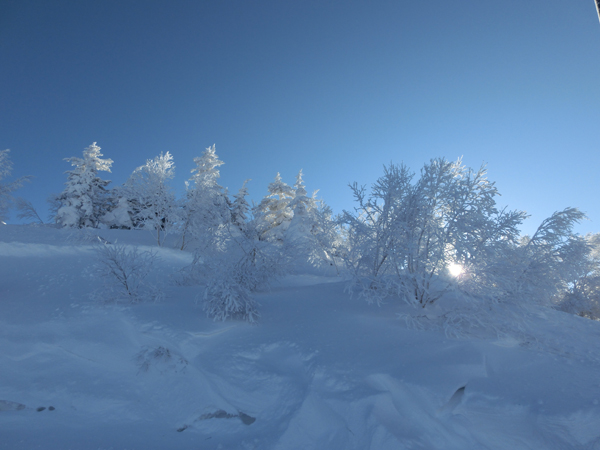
[1,225,600,450]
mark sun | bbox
[448,263,464,277]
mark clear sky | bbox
[1,0,599,236]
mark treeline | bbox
[2,144,599,323]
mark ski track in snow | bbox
[1,225,600,449]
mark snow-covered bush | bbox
[457,207,588,307]
[203,275,259,323]
[556,232,600,319]
[232,224,292,291]
[499,208,588,304]
[196,216,291,322]
[53,143,113,228]
[200,222,290,323]
[340,157,595,323]
[15,198,44,224]
[0,149,31,223]
[94,243,161,303]
[341,159,526,307]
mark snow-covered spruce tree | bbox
[53,143,113,228]
[231,179,251,232]
[284,170,313,258]
[286,170,341,270]
[125,152,178,246]
[100,192,134,229]
[254,173,295,241]
[0,149,31,223]
[288,170,314,216]
[113,180,148,230]
[179,144,230,251]
[341,158,526,307]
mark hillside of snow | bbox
[1,224,600,450]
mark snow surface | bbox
[1,224,600,450]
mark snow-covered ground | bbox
[1,224,600,450]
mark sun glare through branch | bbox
[448,263,464,277]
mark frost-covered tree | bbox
[505,208,589,305]
[285,170,314,259]
[53,143,113,228]
[201,215,291,323]
[203,275,259,323]
[341,158,526,307]
[15,198,44,224]
[286,170,341,270]
[304,202,344,271]
[126,152,178,245]
[249,170,340,271]
[556,233,600,319]
[254,173,295,241]
[453,207,591,324]
[179,144,230,251]
[0,149,31,223]
[101,194,134,229]
[288,170,314,217]
[183,190,292,323]
[231,179,251,231]
[94,243,161,303]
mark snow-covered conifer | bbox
[179,144,230,250]
[288,170,313,216]
[53,143,113,228]
[231,179,251,231]
[101,195,134,229]
[126,152,178,245]
[254,173,295,240]
[286,170,340,269]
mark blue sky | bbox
[1,0,599,235]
